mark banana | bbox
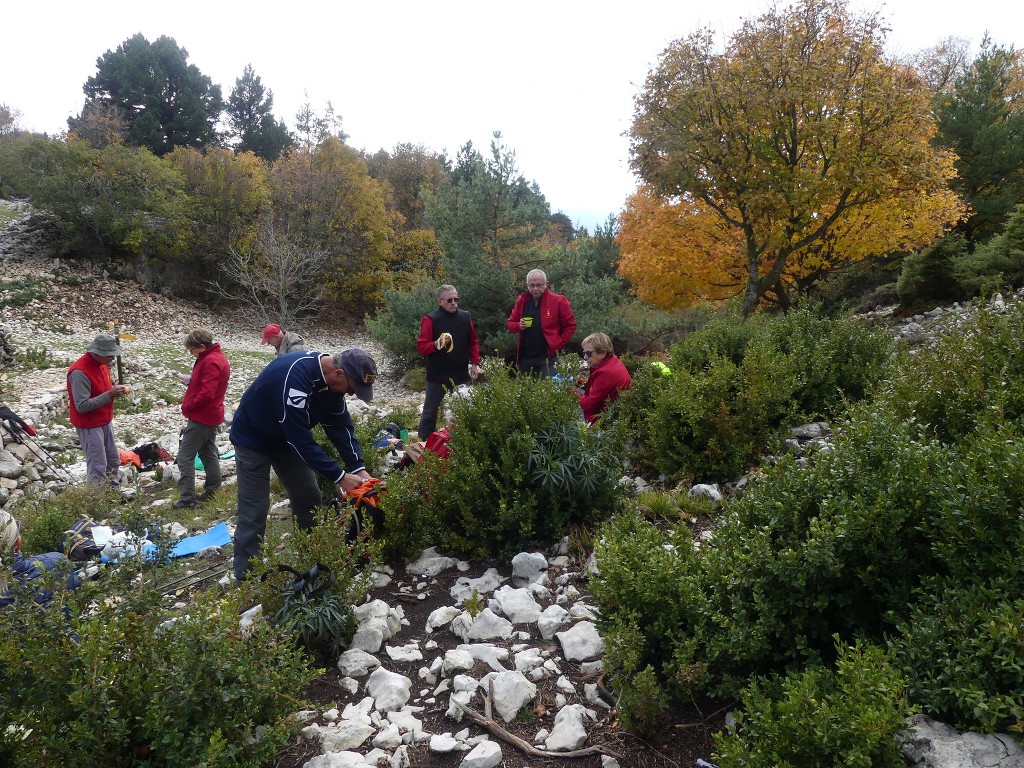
[438,332,454,352]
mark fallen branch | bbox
[450,696,625,762]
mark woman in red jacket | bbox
[174,328,231,508]
[579,333,631,424]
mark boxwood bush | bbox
[0,579,314,767]
[380,358,625,558]
[593,299,1024,739]
[616,305,891,482]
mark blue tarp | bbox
[169,521,232,558]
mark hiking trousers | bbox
[176,419,221,500]
[232,443,323,582]
[76,422,120,486]
[418,379,457,438]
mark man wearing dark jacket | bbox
[228,348,378,581]
[416,284,481,438]
[506,269,576,377]
[174,328,231,508]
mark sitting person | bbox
[0,511,82,609]
[578,333,632,424]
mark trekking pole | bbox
[0,422,77,484]
[158,564,231,596]
[114,321,124,385]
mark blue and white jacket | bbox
[1,551,82,609]
[229,351,366,482]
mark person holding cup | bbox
[506,269,577,378]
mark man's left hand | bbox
[470,364,479,380]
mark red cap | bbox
[261,324,281,345]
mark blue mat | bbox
[169,521,232,558]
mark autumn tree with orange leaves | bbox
[622,0,965,317]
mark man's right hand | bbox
[336,473,365,495]
[110,384,130,398]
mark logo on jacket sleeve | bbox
[287,388,309,409]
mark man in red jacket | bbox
[506,269,576,377]
[67,334,131,486]
[174,328,231,508]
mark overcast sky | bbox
[3,1,1022,230]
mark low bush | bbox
[592,302,1024,733]
[713,639,911,768]
[380,358,625,558]
[0,578,314,768]
[897,234,967,309]
[617,306,891,481]
[879,299,1024,444]
[890,574,1024,734]
[245,506,380,659]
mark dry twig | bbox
[450,690,625,762]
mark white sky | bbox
[2,1,1022,230]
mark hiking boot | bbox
[173,497,198,509]
[196,488,219,502]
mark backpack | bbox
[131,442,175,472]
[63,517,103,561]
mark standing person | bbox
[261,323,305,356]
[66,334,130,486]
[229,348,379,582]
[174,328,231,509]
[416,284,481,438]
[506,269,576,377]
[578,333,632,424]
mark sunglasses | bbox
[583,350,596,358]
[442,297,459,304]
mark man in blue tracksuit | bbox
[229,348,378,581]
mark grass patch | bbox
[0,277,47,309]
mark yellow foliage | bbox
[270,137,395,308]
[626,0,967,314]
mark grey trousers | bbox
[76,422,120,486]
[176,419,222,499]
[232,443,325,581]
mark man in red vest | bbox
[66,334,130,486]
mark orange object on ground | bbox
[119,449,141,468]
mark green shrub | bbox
[713,639,911,768]
[380,358,624,558]
[14,485,122,554]
[880,299,1024,444]
[0,581,313,767]
[955,203,1024,296]
[897,233,968,310]
[274,578,356,662]
[246,506,380,649]
[618,306,891,481]
[890,574,1024,733]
